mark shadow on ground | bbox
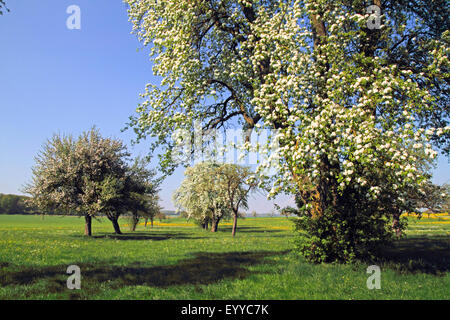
[69,231,203,241]
[217,226,285,234]
[378,236,450,275]
[0,250,290,297]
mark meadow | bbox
[0,214,448,300]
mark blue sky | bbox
[0,1,448,212]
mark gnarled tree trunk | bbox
[105,211,123,234]
[131,215,139,232]
[107,214,122,234]
[112,218,122,234]
[84,214,92,236]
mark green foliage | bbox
[292,180,412,263]
[127,158,161,223]
[293,207,395,264]
[0,194,32,214]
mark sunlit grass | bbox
[0,214,448,299]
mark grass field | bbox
[0,214,448,300]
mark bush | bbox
[292,189,407,264]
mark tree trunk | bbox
[232,212,238,237]
[392,213,402,238]
[84,215,92,236]
[144,217,148,228]
[211,216,220,232]
[151,217,154,228]
[131,219,138,232]
[111,217,122,234]
[202,217,210,230]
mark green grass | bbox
[0,214,448,299]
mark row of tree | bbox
[24,128,161,236]
[19,127,260,237]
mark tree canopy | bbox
[173,162,258,235]
[24,128,159,236]
[216,163,258,236]
[173,162,232,232]
[127,158,161,231]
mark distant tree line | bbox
[0,193,32,214]
[0,193,54,215]
[0,193,82,215]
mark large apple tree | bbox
[125,0,449,262]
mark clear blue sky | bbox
[0,1,447,211]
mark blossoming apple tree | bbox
[173,162,232,232]
[25,128,159,236]
[125,0,449,262]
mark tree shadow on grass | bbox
[0,250,290,298]
[85,250,290,288]
[69,231,203,241]
[377,236,450,275]
[217,226,284,234]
